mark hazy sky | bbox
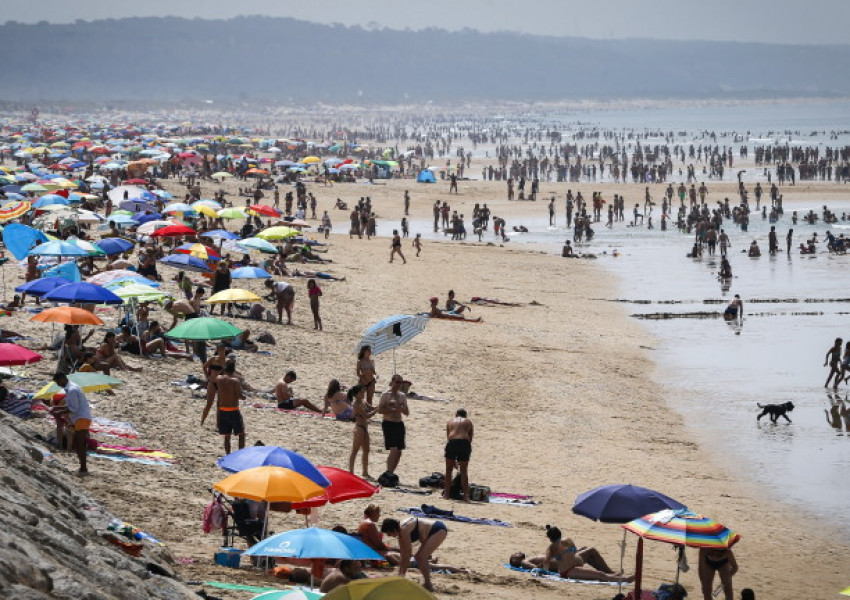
[6,0,850,45]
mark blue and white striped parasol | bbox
[355,314,429,372]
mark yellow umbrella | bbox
[208,288,262,304]
[302,156,321,164]
[33,372,124,400]
[323,577,436,600]
[213,466,326,503]
[50,141,70,148]
[257,226,299,240]
[193,203,219,218]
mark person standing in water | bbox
[825,337,844,389]
[724,294,744,322]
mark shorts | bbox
[382,420,406,450]
[217,409,244,436]
[444,438,472,462]
[72,418,91,432]
[278,399,294,410]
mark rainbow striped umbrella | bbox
[622,509,740,549]
[0,201,32,222]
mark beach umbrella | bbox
[355,314,429,372]
[158,254,212,273]
[150,223,196,238]
[28,241,90,257]
[238,237,277,253]
[66,237,105,256]
[165,317,241,341]
[242,527,383,561]
[573,484,687,595]
[0,343,42,366]
[250,591,322,600]
[103,214,136,227]
[174,243,220,260]
[33,372,124,400]
[208,288,262,304]
[15,276,72,298]
[214,466,326,504]
[2,223,49,259]
[136,220,173,235]
[88,270,158,287]
[201,228,239,241]
[216,446,331,487]
[112,283,171,303]
[163,202,195,214]
[0,201,31,222]
[286,219,311,229]
[291,467,380,510]
[32,195,70,209]
[119,200,157,214]
[256,226,299,240]
[30,306,104,325]
[322,577,436,600]
[573,484,686,524]
[218,207,248,220]
[623,509,740,599]
[96,237,135,256]
[43,282,124,305]
[231,266,272,279]
[211,171,233,180]
[193,203,219,218]
[248,204,280,218]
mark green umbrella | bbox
[112,283,171,303]
[238,237,278,253]
[165,317,242,341]
[218,207,248,219]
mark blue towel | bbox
[504,564,620,586]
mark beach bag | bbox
[377,471,399,488]
[202,497,227,534]
[418,472,444,489]
[449,475,463,500]
[469,484,490,502]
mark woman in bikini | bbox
[348,385,377,478]
[95,332,142,374]
[356,345,377,406]
[322,379,353,421]
[698,547,738,600]
[381,517,449,592]
[542,526,633,583]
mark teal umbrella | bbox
[250,590,323,600]
[165,317,242,341]
[28,240,89,257]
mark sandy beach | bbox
[3,168,846,599]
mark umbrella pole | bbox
[634,536,643,600]
[392,347,396,375]
[618,529,627,595]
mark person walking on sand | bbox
[413,233,422,257]
[52,372,92,475]
[404,190,410,216]
[378,374,409,477]
[214,361,246,455]
[443,409,474,501]
[390,230,406,264]
[349,385,378,478]
[825,337,844,389]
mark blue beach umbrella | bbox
[201,229,240,241]
[132,212,163,224]
[96,237,135,256]
[28,240,90,257]
[242,527,383,561]
[43,282,124,305]
[15,276,72,297]
[159,254,211,273]
[32,194,70,208]
[217,446,331,487]
[2,223,49,259]
[231,266,272,279]
[572,484,686,524]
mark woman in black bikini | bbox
[542,526,632,582]
[348,385,378,479]
[381,517,448,591]
[356,345,377,406]
[698,547,738,600]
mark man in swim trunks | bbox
[378,374,409,477]
[214,361,245,454]
[274,370,323,412]
[443,409,474,501]
[52,371,92,475]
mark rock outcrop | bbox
[0,413,200,600]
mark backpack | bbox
[202,497,227,534]
[418,472,444,489]
[377,471,399,488]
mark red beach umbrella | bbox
[290,466,380,509]
[0,343,43,366]
[150,224,196,238]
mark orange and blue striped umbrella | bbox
[622,509,740,549]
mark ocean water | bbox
[397,98,850,533]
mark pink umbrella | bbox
[0,343,42,366]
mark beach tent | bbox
[416,169,436,183]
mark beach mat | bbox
[504,564,620,586]
[489,492,540,507]
[400,506,511,527]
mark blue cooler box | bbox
[214,547,242,568]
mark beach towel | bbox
[399,506,511,527]
[94,443,177,463]
[504,564,620,586]
[201,582,287,593]
[248,403,337,419]
[489,492,540,507]
[90,417,139,439]
[87,452,173,466]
